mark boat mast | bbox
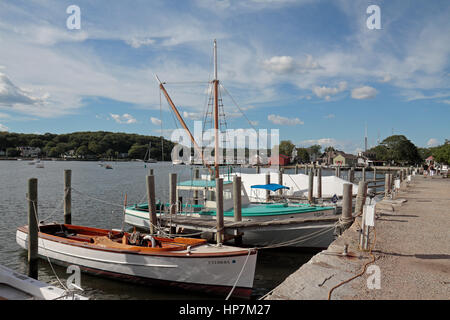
[155,75,212,174]
[213,39,220,178]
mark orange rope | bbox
[327,227,377,300]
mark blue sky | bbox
[0,0,449,153]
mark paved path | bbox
[265,175,450,300]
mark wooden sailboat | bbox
[126,40,339,248]
[16,223,257,298]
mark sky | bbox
[0,0,449,153]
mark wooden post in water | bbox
[341,183,353,223]
[215,178,224,244]
[373,167,377,182]
[64,169,72,225]
[233,176,242,222]
[362,167,366,182]
[354,181,368,217]
[146,175,157,235]
[317,167,322,200]
[27,178,38,280]
[169,173,177,215]
[278,168,283,195]
[295,164,299,174]
[348,167,354,183]
[256,165,260,174]
[193,168,199,205]
[149,168,154,176]
[308,169,314,204]
[233,176,242,246]
[265,173,270,202]
[384,173,391,198]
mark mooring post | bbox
[308,169,314,204]
[341,183,353,224]
[27,178,38,280]
[233,176,242,222]
[278,168,283,195]
[193,168,199,205]
[265,173,270,202]
[317,167,322,200]
[64,169,72,225]
[233,176,242,245]
[354,181,368,217]
[169,173,177,215]
[384,173,390,198]
[215,178,224,244]
[373,167,377,182]
[295,164,299,174]
[256,165,260,174]
[146,175,157,235]
[348,167,354,183]
[362,167,366,182]
[149,168,154,176]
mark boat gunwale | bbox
[17,225,256,258]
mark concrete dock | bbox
[265,174,450,300]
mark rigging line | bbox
[27,198,70,294]
[163,81,210,85]
[220,83,258,132]
[160,88,164,162]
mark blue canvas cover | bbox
[250,183,290,192]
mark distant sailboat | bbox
[144,142,157,163]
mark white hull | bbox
[16,228,256,298]
[124,208,336,249]
[0,264,87,300]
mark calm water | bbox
[0,160,323,300]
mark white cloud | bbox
[110,113,137,124]
[182,111,203,121]
[0,71,49,107]
[150,117,162,125]
[380,74,392,83]
[313,81,347,99]
[440,100,450,105]
[0,123,9,131]
[263,55,321,75]
[268,114,303,125]
[324,113,335,119]
[125,37,155,48]
[427,138,439,147]
[351,86,377,99]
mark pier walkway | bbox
[265,175,450,300]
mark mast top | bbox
[213,39,218,81]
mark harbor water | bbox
[0,160,329,300]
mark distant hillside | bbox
[0,131,175,160]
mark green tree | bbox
[6,148,20,157]
[369,135,421,165]
[295,148,310,163]
[279,140,295,156]
[128,144,148,159]
[432,144,450,165]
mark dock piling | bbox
[215,178,224,244]
[278,168,283,195]
[308,169,314,204]
[27,178,38,280]
[233,176,242,245]
[341,183,353,225]
[169,173,177,215]
[146,175,157,235]
[317,167,322,200]
[265,173,270,202]
[354,181,368,217]
[64,169,72,225]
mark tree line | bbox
[0,131,175,161]
[277,135,450,165]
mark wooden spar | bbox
[213,39,220,179]
[155,75,213,175]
